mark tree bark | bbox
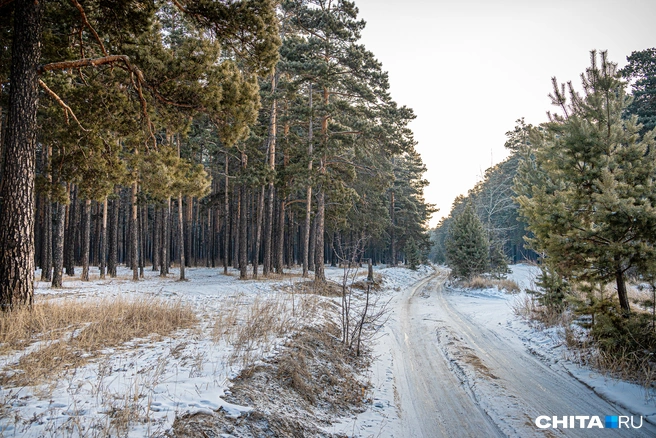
[130,182,138,281]
[40,146,52,281]
[52,200,66,288]
[315,186,325,282]
[99,197,108,279]
[0,0,42,309]
[239,152,248,279]
[390,190,396,266]
[303,83,314,277]
[253,186,265,278]
[108,189,119,277]
[233,189,240,270]
[65,184,77,275]
[178,193,185,280]
[185,195,193,267]
[223,153,230,274]
[309,216,316,271]
[139,202,145,278]
[160,197,171,276]
[275,198,286,274]
[81,198,91,281]
[152,204,160,271]
[616,265,631,313]
[239,184,248,279]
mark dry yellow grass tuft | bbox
[0,297,198,386]
[462,276,520,293]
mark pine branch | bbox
[69,0,108,57]
[38,79,88,131]
[39,55,155,146]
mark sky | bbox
[352,0,656,227]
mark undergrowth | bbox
[513,279,656,390]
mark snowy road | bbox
[390,269,656,437]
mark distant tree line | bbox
[0,0,433,310]
[429,117,535,276]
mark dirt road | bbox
[389,269,656,437]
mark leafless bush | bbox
[332,234,391,356]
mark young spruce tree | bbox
[446,202,489,280]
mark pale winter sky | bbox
[353,0,656,227]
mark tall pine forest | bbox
[0,0,433,310]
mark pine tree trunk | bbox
[239,185,248,279]
[239,152,248,279]
[160,197,171,276]
[139,203,145,278]
[152,204,160,271]
[65,184,77,275]
[315,187,325,282]
[275,198,285,274]
[263,184,274,276]
[390,190,396,266]
[0,0,42,309]
[81,198,91,281]
[253,186,265,278]
[40,146,52,281]
[233,190,240,270]
[108,190,119,277]
[286,208,294,268]
[52,200,66,288]
[615,264,631,313]
[213,206,219,268]
[185,195,192,267]
[99,198,108,279]
[313,85,329,282]
[178,193,185,280]
[223,153,230,274]
[309,216,316,271]
[131,182,138,281]
[40,198,52,281]
[303,83,314,278]
[206,207,212,267]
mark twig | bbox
[70,0,108,56]
[38,79,87,131]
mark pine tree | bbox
[515,51,656,313]
[404,237,421,270]
[446,202,490,279]
[621,48,656,134]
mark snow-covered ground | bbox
[505,264,656,422]
[0,263,431,437]
[3,263,654,437]
[329,264,656,437]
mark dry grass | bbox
[174,323,371,438]
[461,276,520,293]
[292,279,343,297]
[211,288,323,369]
[0,297,197,387]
